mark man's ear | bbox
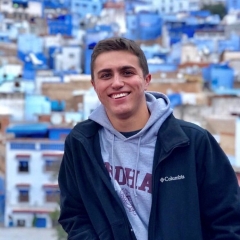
[144,74,151,90]
[91,80,95,89]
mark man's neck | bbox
[107,108,150,132]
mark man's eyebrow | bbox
[119,65,135,70]
[97,66,135,75]
[97,69,112,75]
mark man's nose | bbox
[112,74,124,88]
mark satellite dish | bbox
[160,73,166,78]
[177,73,183,79]
[50,113,62,125]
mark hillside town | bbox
[0,0,240,238]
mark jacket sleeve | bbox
[58,136,99,240]
[197,130,240,239]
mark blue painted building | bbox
[43,0,70,9]
[202,63,234,91]
[218,34,240,53]
[0,32,10,43]
[84,26,114,74]
[148,62,178,73]
[24,95,51,121]
[141,45,168,61]
[164,13,219,45]
[17,34,47,80]
[17,34,43,55]
[193,39,216,53]
[47,14,73,36]
[12,0,28,8]
[226,0,240,12]
[125,11,162,41]
[0,176,4,224]
[6,122,71,140]
[71,0,103,19]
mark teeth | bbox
[112,93,128,99]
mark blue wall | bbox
[125,12,162,41]
[0,176,4,224]
[226,0,240,12]
[17,34,43,54]
[71,0,102,19]
[47,15,73,36]
[148,63,178,73]
[218,34,240,53]
[48,128,71,140]
[25,95,51,121]
[43,0,70,9]
[211,66,234,90]
[138,13,162,41]
[202,64,234,90]
[0,32,10,42]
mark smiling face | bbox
[92,50,151,127]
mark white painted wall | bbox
[35,76,61,94]
[83,87,100,120]
[152,0,196,13]
[4,141,62,228]
[55,47,82,72]
[25,1,42,17]
[0,0,42,16]
[0,98,24,121]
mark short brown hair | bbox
[90,37,149,80]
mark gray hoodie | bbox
[89,92,173,240]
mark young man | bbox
[58,37,240,240]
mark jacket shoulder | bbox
[176,118,207,136]
[69,119,101,138]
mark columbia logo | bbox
[160,175,185,183]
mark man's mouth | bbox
[111,93,129,99]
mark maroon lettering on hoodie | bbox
[104,162,152,194]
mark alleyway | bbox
[0,227,58,240]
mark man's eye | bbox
[124,71,133,76]
[100,73,111,78]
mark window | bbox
[45,189,60,202]
[40,143,64,151]
[11,143,35,150]
[17,219,25,227]
[45,159,60,172]
[18,190,29,202]
[18,160,29,172]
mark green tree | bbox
[201,3,227,19]
[48,159,68,240]
[49,208,67,240]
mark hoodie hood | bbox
[89,91,173,143]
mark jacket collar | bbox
[157,114,189,153]
[72,119,102,139]
[72,114,189,151]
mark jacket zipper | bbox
[80,137,137,240]
[148,141,189,240]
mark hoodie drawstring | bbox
[111,135,117,191]
[111,134,142,197]
[134,136,141,197]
